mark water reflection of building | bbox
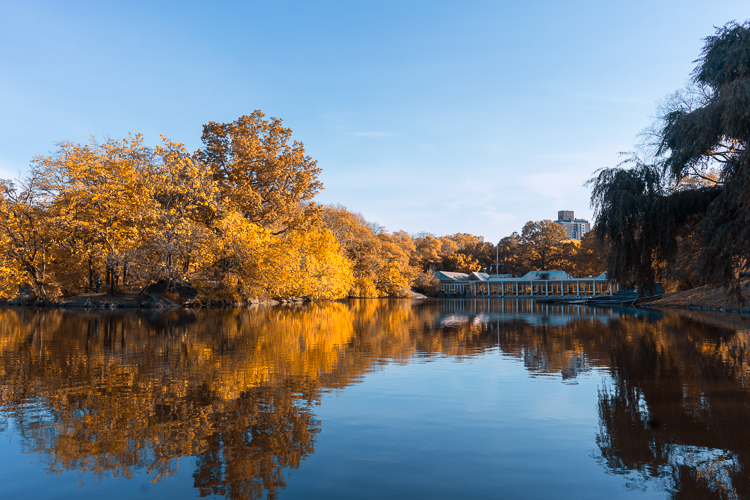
[561,355,591,380]
[435,297,629,328]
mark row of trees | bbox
[0,113,353,301]
[407,221,605,289]
[496,221,605,278]
[0,112,604,302]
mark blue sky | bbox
[1,0,747,243]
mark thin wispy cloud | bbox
[351,131,392,138]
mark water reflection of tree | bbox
[592,315,750,498]
[2,301,750,498]
[193,385,318,500]
[0,306,339,499]
[415,301,750,498]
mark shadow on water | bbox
[0,299,749,498]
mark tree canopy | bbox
[198,111,322,233]
[519,220,569,271]
[0,112,607,301]
[589,21,750,292]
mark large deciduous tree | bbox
[0,177,56,298]
[198,111,322,234]
[33,135,153,295]
[519,220,569,271]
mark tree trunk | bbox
[88,254,94,290]
[109,264,118,296]
[23,262,47,299]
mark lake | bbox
[0,299,748,499]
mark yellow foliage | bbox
[268,229,354,299]
[319,205,416,297]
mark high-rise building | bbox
[555,210,590,240]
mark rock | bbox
[142,280,197,301]
[66,299,91,308]
[248,298,260,305]
[137,293,179,310]
[173,281,198,299]
[141,280,169,295]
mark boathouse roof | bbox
[435,270,610,282]
[435,271,469,281]
[519,270,572,281]
[468,272,491,281]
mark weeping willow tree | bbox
[589,21,750,292]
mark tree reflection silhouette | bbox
[1,301,750,498]
[593,315,750,498]
[192,385,318,500]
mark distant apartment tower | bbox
[555,210,590,240]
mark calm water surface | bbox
[0,299,748,499]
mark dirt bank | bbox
[649,279,750,314]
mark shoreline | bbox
[0,290,427,310]
[10,285,750,315]
[0,292,309,310]
[646,279,750,315]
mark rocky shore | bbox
[2,292,313,310]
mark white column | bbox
[576,281,580,296]
[545,282,548,296]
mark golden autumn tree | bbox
[411,234,443,271]
[0,176,57,297]
[374,231,414,295]
[0,111,441,301]
[441,252,481,274]
[198,111,322,234]
[33,135,153,294]
[264,228,354,299]
[139,138,221,283]
[519,220,569,271]
[0,233,24,299]
[319,205,415,297]
[567,231,606,278]
[200,211,275,300]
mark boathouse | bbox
[435,270,616,297]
